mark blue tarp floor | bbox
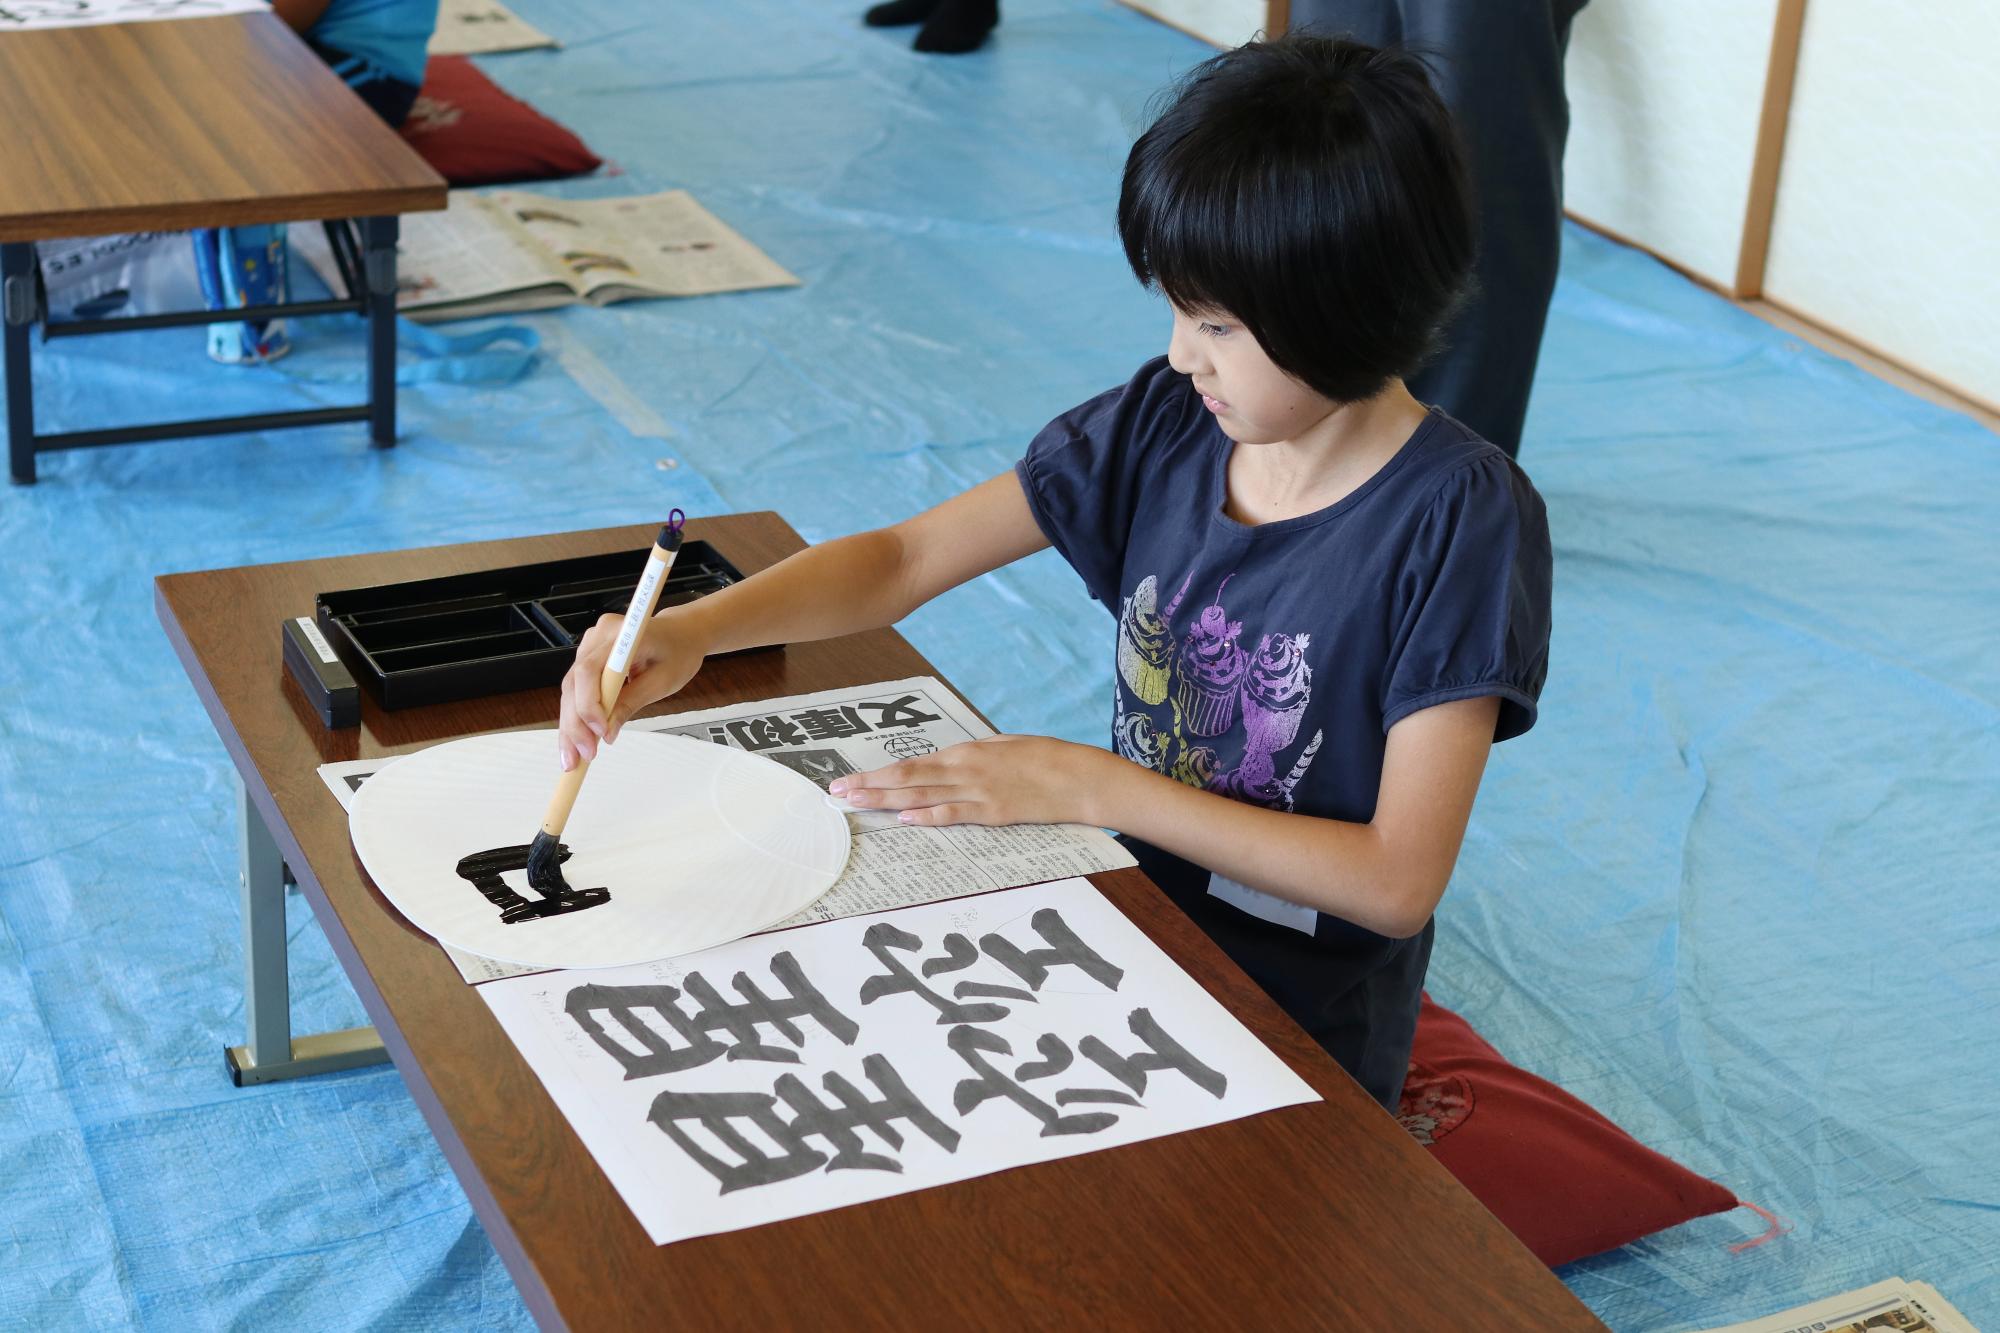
[1,0,1994,1328]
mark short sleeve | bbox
[1381,455,1553,742]
[1014,356,1197,609]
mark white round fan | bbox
[348,730,850,969]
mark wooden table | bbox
[0,11,447,483]
[154,513,1607,1331]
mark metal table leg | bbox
[227,776,389,1085]
[363,215,399,449]
[3,241,35,485]
[7,223,404,480]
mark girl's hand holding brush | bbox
[557,606,710,770]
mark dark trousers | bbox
[1288,0,1586,457]
[308,38,422,129]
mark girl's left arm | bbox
[270,0,334,32]
[833,695,1500,939]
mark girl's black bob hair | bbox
[1119,34,1475,405]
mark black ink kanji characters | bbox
[649,1088,812,1191]
[920,931,1035,1003]
[946,1009,1228,1137]
[1010,1032,1140,1109]
[1078,1008,1228,1099]
[854,694,943,730]
[559,894,1234,1204]
[789,706,872,742]
[980,908,1125,992]
[861,910,1126,1024]
[859,923,1014,1025]
[565,953,860,1079]
[693,693,940,754]
[455,843,608,924]
[649,1054,960,1193]
[725,715,805,752]
[945,1027,1122,1136]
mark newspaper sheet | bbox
[427,0,554,55]
[509,191,800,300]
[292,189,797,323]
[1694,1277,1981,1333]
[292,193,565,316]
[0,0,264,31]
[319,676,1137,984]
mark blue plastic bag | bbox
[190,224,291,363]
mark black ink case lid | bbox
[312,539,769,713]
[282,613,361,729]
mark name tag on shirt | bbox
[1206,873,1319,936]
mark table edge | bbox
[150,576,565,1325]
[0,187,449,245]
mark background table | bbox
[155,512,1607,1331]
[0,11,447,483]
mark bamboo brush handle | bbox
[536,661,630,836]
[537,519,684,838]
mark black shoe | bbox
[865,0,940,27]
[913,0,997,52]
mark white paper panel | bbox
[481,878,1321,1245]
[1765,3,2000,405]
[1118,0,1266,50]
[1563,0,1781,289]
[349,731,849,969]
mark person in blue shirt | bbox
[554,34,1554,1111]
[273,0,440,127]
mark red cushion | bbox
[1399,993,1737,1267]
[400,56,602,187]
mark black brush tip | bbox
[524,829,567,893]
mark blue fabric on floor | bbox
[2,0,1994,1328]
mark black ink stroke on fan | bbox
[456,843,609,923]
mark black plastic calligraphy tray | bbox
[314,539,770,711]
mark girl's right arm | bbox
[556,472,1049,769]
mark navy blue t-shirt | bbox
[1015,356,1552,1108]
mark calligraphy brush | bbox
[525,512,686,893]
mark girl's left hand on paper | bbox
[830,735,1112,828]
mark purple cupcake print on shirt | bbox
[1115,568,1324,813]
[1242,633,1311,754]
[1174,579,1247,737]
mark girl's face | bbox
[1166,305,1337,447]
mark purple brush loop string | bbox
[666,508,686,539]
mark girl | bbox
[556,34,1552,1110]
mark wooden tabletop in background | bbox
[154,512,1605,1331]
[0,12,444,242]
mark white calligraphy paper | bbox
[320,677,1137,984]
[480,877,1321,1245]
[0,0,265,32]
[348,730,849,970]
